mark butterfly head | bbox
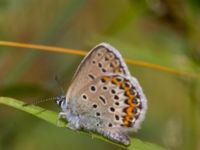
[56,95,66,109]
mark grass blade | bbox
[0,96,166,150]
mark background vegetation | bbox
[0,0,199,150]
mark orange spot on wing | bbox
[120,82,129,91]
[128,97,136,107]
[111,78,120,85]
[103,76,110,81]
[126,90,134,98]
[122,89,138,127]
[127,107,133,116]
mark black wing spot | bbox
[97,51,104,57]
[115,102,120,106]
[124,99,129,105]
[102,86,108,91]
[125,82,132,88]
[123,107,128,113]
[136,93,140,98]
[116,77,123,82]
[90,85,97,92]
[108,123,113,127]
[82,94,88,100]
[132,99,138,105]
[138,103,142,109]
[92,104,97,108]
[115,115,120,120]
[105,57,109,61]
[114,95,119,100]
[99,96,106,104]
[88,74,95,80]
[98,63,102,68]
[110,107,115,112]
[102,68,106,73]
[111,89,116,94]
[133,108,138,114]
[127,121,133,127]
[96,112,101,116]
[101,78,106,83]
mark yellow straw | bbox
[0,40,199,79]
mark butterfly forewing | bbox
[67,43,131,99]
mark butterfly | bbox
[56,43,147,145]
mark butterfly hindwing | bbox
[71,74,146,130]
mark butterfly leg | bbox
[66,114,82,130]
[57,112,82,130]
[67,122,81,131]
[56,112,67,127]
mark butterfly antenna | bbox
[23,97,58,106]
[23,75,65,106]
[54,75,65,95]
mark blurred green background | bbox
[0,0,200,150]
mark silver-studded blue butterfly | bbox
[56,43,147,145]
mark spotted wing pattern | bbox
[67,43,130,99]
[100,75,142,127]
[64,43,147,145]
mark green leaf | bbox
[0,97,166,150]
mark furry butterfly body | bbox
[57,43,147,145]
